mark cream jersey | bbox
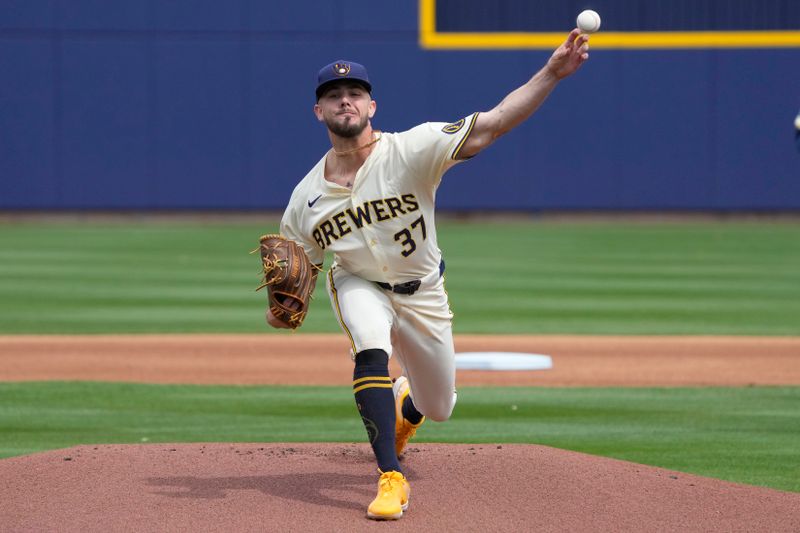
[280,112,478,285]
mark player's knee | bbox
[426,406,453,422]
[422,391,457,422]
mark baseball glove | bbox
[253,234,319,329]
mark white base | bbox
[455,352,553,371]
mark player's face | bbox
[314,82,375,138]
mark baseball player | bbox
[267,29,590,520]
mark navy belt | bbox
[376,259,445,295]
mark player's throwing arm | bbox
[457,28,590,160]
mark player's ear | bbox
[313,103,324,122]
[368,99,376,119]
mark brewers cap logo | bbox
[442,118,465,134]
[333,63,351,76]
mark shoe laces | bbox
[378,471,405,492]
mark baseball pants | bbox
[326,262,457,421]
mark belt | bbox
[376,259,445,295]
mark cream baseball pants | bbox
[326,263,457,421]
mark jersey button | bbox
[370,239,377,247]
[382,266,388,272]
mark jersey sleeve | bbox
[399,112,479,185]
[280,205,324,267]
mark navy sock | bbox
[353,349,401,473]
[401,394,424,425]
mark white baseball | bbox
[577,10,601,33]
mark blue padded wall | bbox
[1,0,798,210]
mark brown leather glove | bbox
[254,234,318,329]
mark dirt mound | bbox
[1,443,797,532]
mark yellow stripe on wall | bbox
[419,0,800,49]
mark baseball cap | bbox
[315,60,372,100]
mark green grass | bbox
[0,219,798,334]
[0,382,797,492]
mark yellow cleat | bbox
[367,470,410,520]
[393,376,425,457]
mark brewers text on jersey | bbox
[312,193,420,249]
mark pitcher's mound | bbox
[1,443,797,532]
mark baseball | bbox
[577,9,601,33]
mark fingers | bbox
[566,28,581,46]
[566,31,589,52]
[266,308,285,328]
[574,33,590,57]
[550,29,590,78]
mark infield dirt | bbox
[2,333,799,386]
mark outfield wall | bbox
[1,1,799,211]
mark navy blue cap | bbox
[316,60,372,100]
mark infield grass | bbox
[0,382,798,493]
[0,219,798,334]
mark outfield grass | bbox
[0,220,798,334]
[0,382,797,493]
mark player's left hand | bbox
[546,29,589,80]
[266,306,298,329]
